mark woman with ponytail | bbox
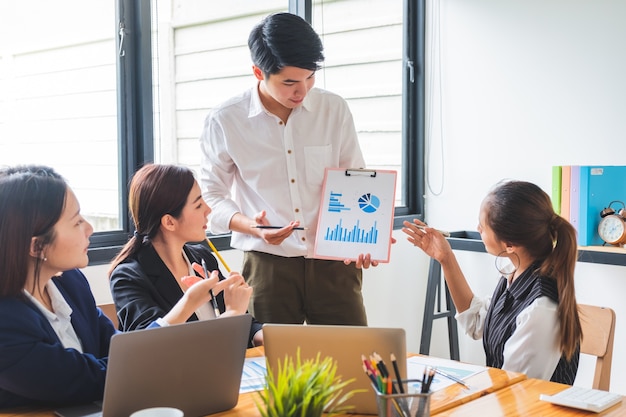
[403,180,581,384]
[108,164,263,347]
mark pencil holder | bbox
[374,391,431,417]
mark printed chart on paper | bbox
[314,168,396,262]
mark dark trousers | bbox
[242,251,367,325]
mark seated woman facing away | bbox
[403,180,581,384]
[108,163,263,347]
[0,165,222,409]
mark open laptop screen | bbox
[263,324,406,415]
[56,314,252,417]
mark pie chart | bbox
[358,193,380,213]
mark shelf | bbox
[447,231,626,267]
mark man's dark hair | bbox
[248,12,324,76]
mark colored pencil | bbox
[206,238,231,273]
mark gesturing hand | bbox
[220,272,252,316]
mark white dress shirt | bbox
[24,281,83,352]
[456,294,562,380]
[200,83,365,258]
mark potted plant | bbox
[256,349,364,417]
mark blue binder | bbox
[577,165,626,246]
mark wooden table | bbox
[0,348,525,417]
[435,378,626,416]
[425,356,526,414]
[207,350,526,417]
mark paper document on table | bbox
[240,356,267,393]
[406,356,487,392]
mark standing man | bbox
[200,12,375,326]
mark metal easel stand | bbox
[419,231,487,360]
[420,257,460,360]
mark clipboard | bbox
[313,168,397,262]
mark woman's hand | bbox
[164,271,221,325]
[180,271,220,308]
[218,272,252,316]
[185,266,252,316]
[401,219,451,262]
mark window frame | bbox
[88,0,424,265]
[88,0,154,264]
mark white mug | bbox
[129,407,184,417]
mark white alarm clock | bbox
[598,201,626,246]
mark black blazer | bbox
[110,242,263,347]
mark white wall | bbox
[83,0,626,396]
[423,0,626,394]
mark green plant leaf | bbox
[256,348,363,417]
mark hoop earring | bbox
[495,250,520,277]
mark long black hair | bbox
[0,165,67,297]
[483,180,581,359]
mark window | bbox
[0,0,424,264]
[0,1,119,233]
[149,0,425,230]
[311,0,405,203]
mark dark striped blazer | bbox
[482,263,579,384]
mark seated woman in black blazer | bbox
[109,164,263,347]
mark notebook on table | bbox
[263,324,407,415]
[55,314,252,417]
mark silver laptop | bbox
[55,314,252,417]
[263,324,406,415]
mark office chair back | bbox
[578,304,616,391]
[98,302,119,330]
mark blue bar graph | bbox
[324,219,378,244]
[327,191,351,213]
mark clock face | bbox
[598,215,626,245]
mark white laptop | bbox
[263,324,407,415]
[55,314,252,417]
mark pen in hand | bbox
[201,258,221,318]
[253,225,308,230]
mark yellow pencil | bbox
[206,238,231,273]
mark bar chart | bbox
[324,219,379,244]
[328,191,351,213]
